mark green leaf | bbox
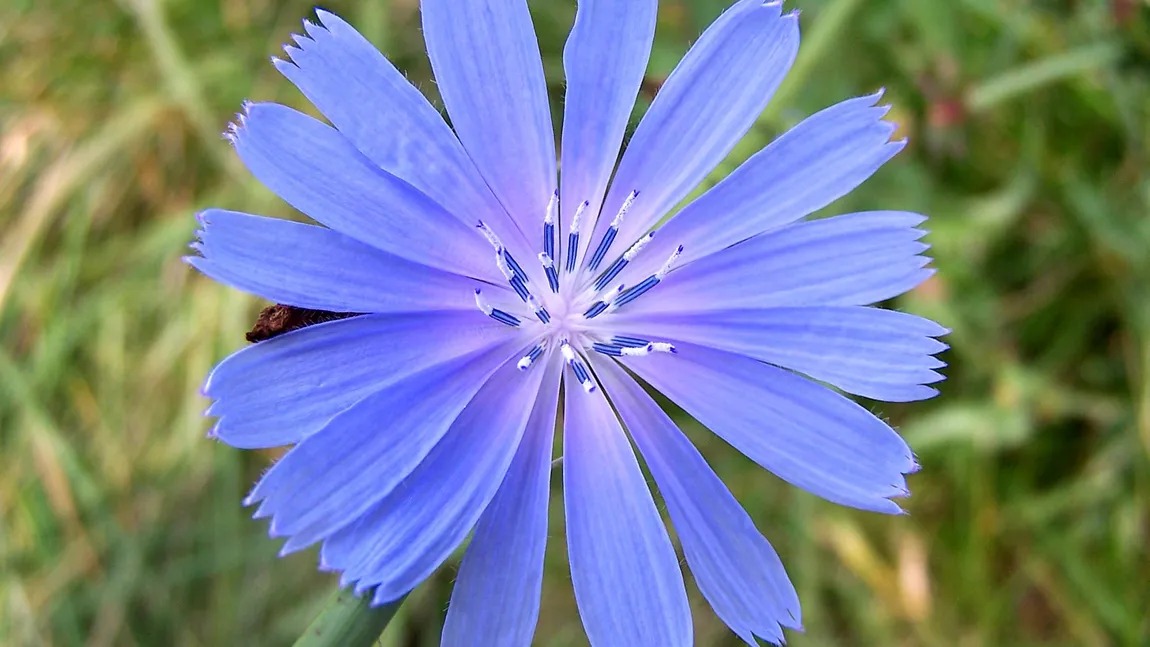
[292,587,407,647]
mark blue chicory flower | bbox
[188,1,947,645]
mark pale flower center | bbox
[472,190,680,391]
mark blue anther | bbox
[544,190,558,261]
[545,266,559,293]
[510,275,530,301]
[592,342,624,357]
[583,301,608,319]
[593,257,627,291]
[587,227,618,272]
[504,251,529,284]
[588,190,637,272]
[539,253,560,293]
[566,232,579,273]
[490,310,521,327]
[612,336,650,348]
[611,275,661,310]
[518,343,546,371]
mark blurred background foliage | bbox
[2,0,1149,645]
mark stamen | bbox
[592,342,623,357]
[495,252,514,280]
[527,294,551,324]
[608,245,683,312]
[582,283,625,320]
[593,231,655,291]
[509,276,530,302]
[476,220,503,251]
[518,342,547,371]
[611,335,650,348]
[504,250,529,284]
[655,244,683,280]
[608,276,659,311]
[587,190,639,272]
[539,253,560,293]
[560,341,578,364]
[583,303,608,319]
[495,252,531,302]
[544,190,558,261]
[566,200,590,274]
[473,289,520,328]
[625,232,657,262]
[618,341,677,357]
[573,361,597,392]
[560,340,597,393]
[480,219,528,284]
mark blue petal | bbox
[563,370,691,646]
[421,0,556,234]
[595,358,800,646]
[316,354,549,603]
[245,340,522,550]
[619,91,904,279]
[274,11,529,255]
[622,342,916,514]
[229,102,496,280]
[203,312,513,449]
[621,211,934,316]
[560,0,657,267]
[587,1,799,261]
[187,209,488,314]
[440,356,563,647]
[612,306,948,402]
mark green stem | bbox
[292,588,407,647]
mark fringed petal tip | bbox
[317,551,337,572]
[854,87,912,145]
[241,487,264,509]
[787,607,805,631]
[752,0,798,22]
[908,455,923,474]
[221,101,253,145]
[185,212,213,266]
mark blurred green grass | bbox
[2,0,1149,645]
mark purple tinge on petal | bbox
[272,10,524,252]
[227,102,498,281]
[559,0,657,269]
[315,354,549,604]
[615,211,934,317]
[244,340,523,551]
[563,368,692,647]
[619,90,906,282]
[421,0,556,236]
[587,0,799,264]
[610,305,948,403]
[595,358,801,646]
[440,354,563,646]
[186,209,486,315]
[622,342,917,515]
[202,311,514,450]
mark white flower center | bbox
[473,190,680,391]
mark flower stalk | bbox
[292,587,406,647]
